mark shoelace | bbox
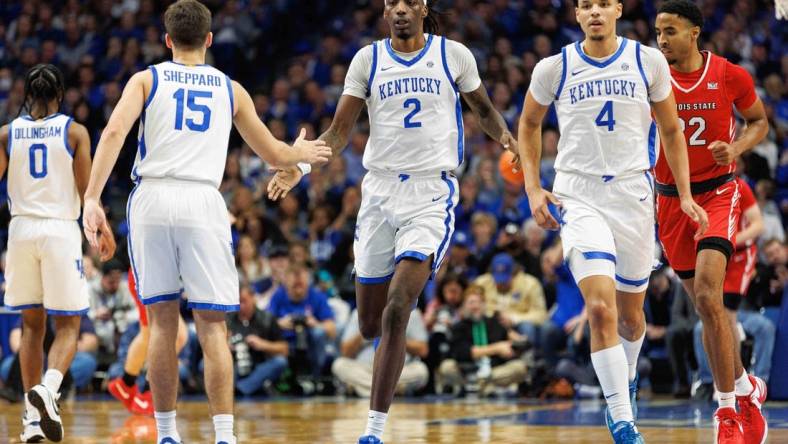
[719,417,738,439]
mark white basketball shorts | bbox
[4,216,89,315]
[127,179,239,311]
[353,171,459,284]
[553,171,656,293]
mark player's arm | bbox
[266,95,365,201]
[231,81,331,167]
[0,125,8,179]
[462,86,517,154]
[83,70,147,252]
[651,93,708,238]
[518,92,560,230]
[735,203,764,248]
[710,99,769,166]
[70,122,92,203]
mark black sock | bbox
[122,371,137,387]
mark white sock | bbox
[364,410,388,439]
[154,410,180,442]
[718,391,736,410]
[43,369,63,394]
[213,414,235,443]
[734,371,754,397]
[619,331,645,383]
[591,344,633,423]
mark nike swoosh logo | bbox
[639,195,649,202]
[134,398,150,409]
[716,187,730,195]
[115,384,129,399]
[381,66,394,71]
[572,68,589,76]
[432,194,447,202]
[605,392,618,399]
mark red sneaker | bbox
[108,378,137,411]
[129,390,154,416]
[736,375,768,444]
[714,407,745,444]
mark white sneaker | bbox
[20,405,45,443]
[27,384,63,442]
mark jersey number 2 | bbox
[595,100,616,132]
[29,143,47,179]
[403,98,422,128]
[173,89,212,132]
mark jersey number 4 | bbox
[173,88,212,132]
[595,101,616,132]
[29,143,47,179]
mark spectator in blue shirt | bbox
[268,263,336,377]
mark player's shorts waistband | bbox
[554,169,648,183]
[135,176,218,188]
[655,173,734,197]
[367,170,454,182]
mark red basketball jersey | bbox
[654,52,758,184]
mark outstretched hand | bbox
[267,166,304,201]
[293,128,332,165]
[83,199,116,261]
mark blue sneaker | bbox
[358,436,383,444]
[629,374,639,420]
[159,438,181,444]
[608,420,645,443]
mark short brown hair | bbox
[462,285,486,304]
[164,0,211,50]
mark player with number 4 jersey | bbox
[655,2,770,444]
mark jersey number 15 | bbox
[173,88,212,132]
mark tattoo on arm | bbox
[318,127,348,157]
[462,86,508,141]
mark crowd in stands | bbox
[0,0,785,402]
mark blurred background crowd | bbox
[0,0,784,402]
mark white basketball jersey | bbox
[7,113,80,220]
[554,38,656,178]
[364,35,464,174]
[132,61,233,188]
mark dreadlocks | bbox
[19,64,65,119]
[424,0,442,35]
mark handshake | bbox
[291,128,332,166]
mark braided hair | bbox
[18,64,65,119]
[424,0,442,35]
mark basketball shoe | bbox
[736,375,767,444]
[714,407,744,444]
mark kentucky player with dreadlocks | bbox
[0,64,116,442]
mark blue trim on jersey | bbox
[647,121,657,168]
[7,120,13,154]
[555,47,568,100]
[126,185,142,296]
[225,75,234,116]
[644,171,654,195]
[144,66,158,110]
[615,274,649,287]
[63,117,74,158]
[187,301,240,312]
[574,38,629,68]
[635,42,650,97]
[47,308,89,316]
[396,251,429,264]
[433,172,456,271]
[440,37,465,168]
[581,251,617,263]
[21,113,62,122]
[385,34,434,67]
[5,303,44,311]
[138,111,147,160]
[357,273,394,285]
[367,42,378,98]
[142,292,181,306]
[169,61,209,67]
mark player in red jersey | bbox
[654,2,769,444]
[107,270,188,417]
[723,179,763,300]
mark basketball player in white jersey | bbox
[0,64,115,442]
[81,2,330,444]
[519,1,708,442]
[268,1,516,443]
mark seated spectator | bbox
[424,273,467,333]
[1,314,98,395]
[88,259,138,366]
[436,285,528,396]
[666,277,699,399]
[332,309,428,397]
[474,253,546,340]
[267,263,336,378]
[236,235,271,287]
[227,286,288,396]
